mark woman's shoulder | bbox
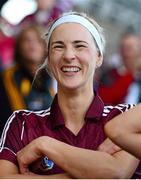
[6,108,51,127]
[102,103,135,122]
[103,103,135,113]
[13,108,51,119]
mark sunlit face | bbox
[48,23,102,91]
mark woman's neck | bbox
[57,86,94,135]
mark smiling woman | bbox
[0,11,140,179]
[48,22,101,91]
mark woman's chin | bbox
[61,82,85,92]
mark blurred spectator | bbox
[0,75,11,134]
[124,57,141,104]
[0,16,15,69]
[20,0,73,28]
[98,32,141,105]
[56,0,74,12]
[0,25,56,135]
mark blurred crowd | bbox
[98,31,141,105]
[1,0,141,136]
[0,0,73,134]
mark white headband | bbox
[47,14,103,55]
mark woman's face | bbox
[48,23,102,91]
[20,29,45,64]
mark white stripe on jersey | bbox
[0,108,51,152]
[102,113,108,117]
[2,147,16,156]
[0,112,16,152]
[21,121,25,141]
[102,103,135,117]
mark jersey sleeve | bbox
[0,111,26,166]
[103,103,136,125]
[114,103,135,112]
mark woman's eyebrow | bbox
[51,40,88,46]
[51,41,64,45]
[73,40,88,44]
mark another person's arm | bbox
[105,103,141,159]
[17,136,139,179]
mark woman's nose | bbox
[63,47,76,62]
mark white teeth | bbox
[62,67,80,72]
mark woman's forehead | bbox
[50,23,94,41]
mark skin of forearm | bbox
[104,104,141,159]
[0,173,71,179]
[105,104,141,148]
[40,137,126,179]
[120,133,141,159]
[105,104,141,137]
[106,124,141,159]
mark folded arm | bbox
[0,160,71,179]
[17,136,139,179]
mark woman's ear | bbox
[96,55,103,68]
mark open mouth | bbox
[61,66,81,73]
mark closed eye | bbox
[51,41,64,50]
[73,40,88,49]
[75,44,88,50]
[75,44,87,48]
[52,45,64,51]
[53,45,64,49]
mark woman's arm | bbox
[17,136,139,179]
[98,138,121,154]
[105,103,141,159]
[0,160,71,179]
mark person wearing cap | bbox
[0,12,139,179]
